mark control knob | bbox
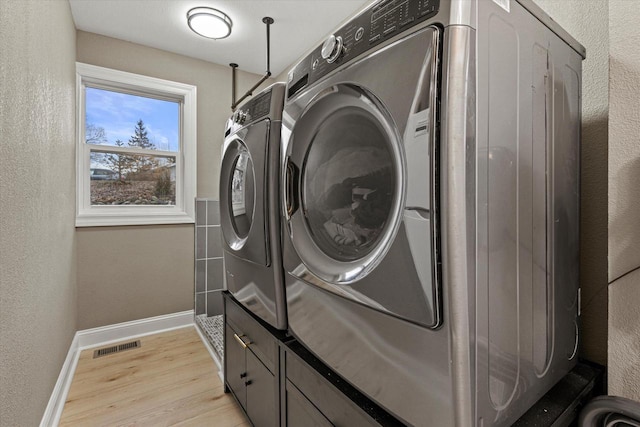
[235,110,247,125]
[321,34,344,64]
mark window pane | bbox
[90,151,176,205]
[85,87,179,152]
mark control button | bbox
[312,58,320,70]
[400,17,415,27]
[369,34,381,44]
[383,26,397,36]
[355,27,364,41]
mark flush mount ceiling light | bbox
[187,7,233,40]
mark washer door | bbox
[220,121,269,266]
[285,84,404,284]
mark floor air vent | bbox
[93,340,141,358]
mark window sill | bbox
[75,211,195,227]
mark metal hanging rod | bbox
[230,17,274,111]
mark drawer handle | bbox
[233,333,252,348]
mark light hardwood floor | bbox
[59,327,249,426]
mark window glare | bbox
[85,87,180,152]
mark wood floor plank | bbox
[171,404,251,427]
[65,351,214,407]
[109,391,242,426]
[61,367,217,424]
[72,329,205,378]
[58,326,248,426]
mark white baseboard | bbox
[40,310,195,427]
[39,334,80,427]
[76,310,194,350]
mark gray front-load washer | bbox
[281,0,584,425]
[220,83,286,330]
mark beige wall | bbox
[75,31,273,329]
[76,225,194,329]
[532,0,609,366]
[608,0,640,400]
[0,0,77,424]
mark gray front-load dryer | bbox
[220,83,286,330]
[281,0,584,425]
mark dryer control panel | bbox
[287,0,440,100]
[226,87,273,136]
[233,89,272,125]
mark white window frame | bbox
[76,63,197,227]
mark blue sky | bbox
[86,87,179,152]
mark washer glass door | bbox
[286,84,404,284]
[220,121,269,266]
[221,139,256,250]
[229,148,254,240]
[304,109,394,261]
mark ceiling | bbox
[69,0,370,77]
